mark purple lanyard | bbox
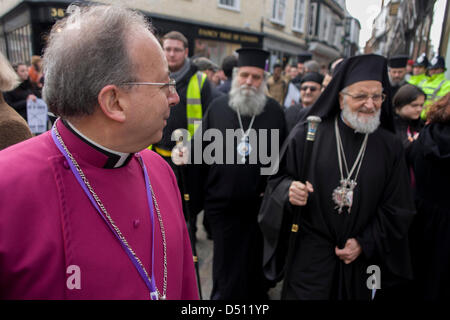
[51,126,160,300]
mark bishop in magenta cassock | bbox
[0,5,198,300]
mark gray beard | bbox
[389,76,404,87]
[341,101,381,134]
[228,77,267,117]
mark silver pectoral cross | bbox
[332,179,357,214]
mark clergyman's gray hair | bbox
[0,52,19,92]
[42,5,153,117]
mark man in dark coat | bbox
[159,31,216,244]
[190,48,286,300]
[157,31,214,164]
[285,72,324,132]
[259,54,415,300]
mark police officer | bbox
[407,53,429,87]
[420,55,450,119]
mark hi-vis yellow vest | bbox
[149,72,206,153]
[420,73,450,120]
[187,72,207,138]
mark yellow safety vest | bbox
[420,73,450,120]
[149,71,206,153]
[186,72,207,138]
[407,73,428,87]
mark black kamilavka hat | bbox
[301,72,324,85]
[388,55,409,68]
[295,54,395,133]
[236,48,269,70]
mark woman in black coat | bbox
[392,84,426,150]
[3,62,41,122]
[408,93,450,300]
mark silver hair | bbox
[0,52,19,92]
[42,4,153,117]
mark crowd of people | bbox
[0,4,449,301]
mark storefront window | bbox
[193,38,240,67]
[6,24,32,64]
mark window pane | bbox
[219,0,236,8]
[277,0,286,21]
[293,0,305,31]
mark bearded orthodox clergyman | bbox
[259,54,416,300]
[189,48,286,299]
[388,55,408,99]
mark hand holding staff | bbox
[281,116,321,299]
[289,181,314,206]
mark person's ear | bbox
[98,85,127,123]
[184,47,189,58]
[339,92,345,110]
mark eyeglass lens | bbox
[301,86,318,92]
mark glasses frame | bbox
[122,78,177,94]
[341,92,386,103]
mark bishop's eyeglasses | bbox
[341,92,386,103]
[122,78,177,94]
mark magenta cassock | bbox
[0,120,198,300]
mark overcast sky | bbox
[345,0,446,54]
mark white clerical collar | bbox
[65,120,132,168]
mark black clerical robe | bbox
[285,103,309,133]
[191,95,286,300]
[390,80,406,101]
[408,123,450,300]
[259,116,415,300]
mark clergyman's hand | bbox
[335,238,362,264]
[289,180,314,206]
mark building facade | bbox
[364,0,437,60]
[343,14,361,57]
[438,0,449,79]
[261,0,309,69]
[0,0,360,72]
[307,0,347,67]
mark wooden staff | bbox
[281,115,321,300]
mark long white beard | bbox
[228,76,267,117]
[342,101,381,134]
